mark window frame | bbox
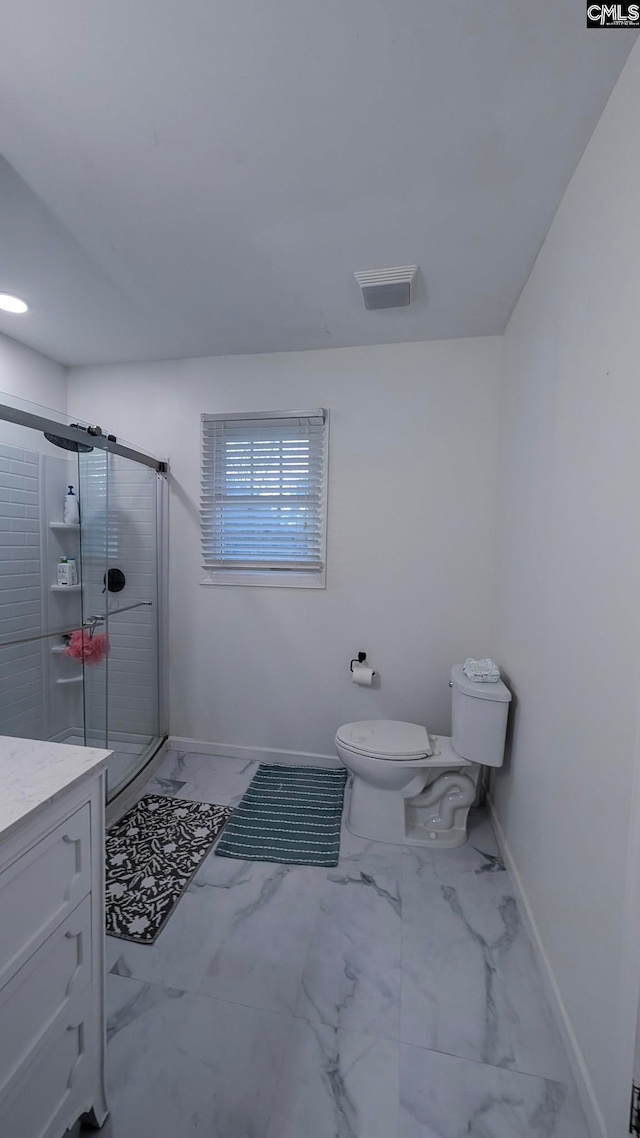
[200,408,329,589]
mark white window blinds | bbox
[201,409,328,573]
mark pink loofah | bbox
[65,630,110,665]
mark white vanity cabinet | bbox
[0,737,111,1138]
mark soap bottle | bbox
[57,557,69,586]
[63,485,79,525]
[66,558,78,586]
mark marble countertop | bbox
[0,735,111,841]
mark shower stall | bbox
[0,391,168,803]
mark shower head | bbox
[44,424,93,453]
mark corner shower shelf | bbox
[56,675,84,685]
[49,522,79,531]
[51,644,71,655]
[50,584,82,593]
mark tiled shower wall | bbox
[0,443,44,738]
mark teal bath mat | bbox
[215,764,347,867]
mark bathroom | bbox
[1,7,640,1138]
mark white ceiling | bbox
[0,1,635,366]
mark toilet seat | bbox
[335,720,431,761]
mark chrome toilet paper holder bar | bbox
[350,652,367,672]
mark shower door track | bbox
[0,401,167,472]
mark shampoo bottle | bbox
[63,485,79,525]
[57,557,69,586]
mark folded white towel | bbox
[463,657,500,683]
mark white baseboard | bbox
[168,736,341,769]
[488,799,607,1138]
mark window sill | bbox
[201,568,326,589]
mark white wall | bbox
[492,40,640,1138]
[0,329,66,411]
[68,337,501,756]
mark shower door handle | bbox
[88,600,153,622]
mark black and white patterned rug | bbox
[105,795,232,943]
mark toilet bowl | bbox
[335,720,433,790]
[335,665,511,848]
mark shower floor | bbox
[77,750,588,1138]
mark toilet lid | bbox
[336,720,431,760]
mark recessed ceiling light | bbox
[0,293,28,314]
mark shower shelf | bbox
[56,675,83,685]
[49,522,79,531]
[50,644,77,655]
[50,585,82,592]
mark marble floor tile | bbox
[96,973,292,1138]
[266,1019,399,1138]
[399,1044,588,1138]
[95,760,583,1138]
[151,750,259,807]
[495,914,572,1083]
[401,849,568,1080]
[143,772,187,798]
[105,934,124,974]
[296,848,403,1040]
[107,879,229,993]
[196,852,327,1014]
[107,760,324,1006]
[401,858,515,1068]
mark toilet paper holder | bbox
[350,651,368,672]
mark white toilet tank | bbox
[450,664,511,767]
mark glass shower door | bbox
[0,390,166,803]
[103,452,160,797]
[78,446,161,798]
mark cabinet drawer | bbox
[0,987,92,1138]
[0,805,91,988]
[0,895,91,1102]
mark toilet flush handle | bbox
[448,680,453,687]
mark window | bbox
[201,409,329,587]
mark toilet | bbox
[335,664,512,848]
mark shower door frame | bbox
[0,401,167,472]
[0,398,169,802]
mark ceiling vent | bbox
[354,265,417,310]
